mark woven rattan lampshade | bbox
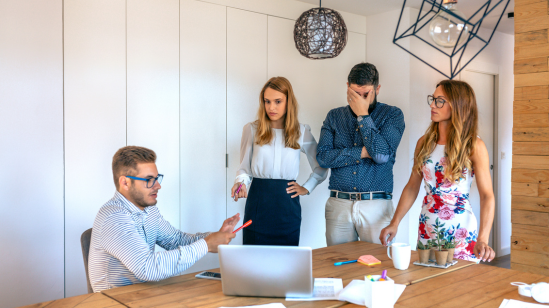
[294,3,347,60]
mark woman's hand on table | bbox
[473,241,495,262]
[379,223,398,246]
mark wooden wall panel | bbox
[514,99,549,113]
[511,182,539,197]
[513,0,549,268]
[515,29,548,47]
[512,195,549,212]
[512,168,549,183]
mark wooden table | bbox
[22,242,549,308]
[20,293,124,308]
[101,242,473,308]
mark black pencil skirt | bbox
[243,178,301,246]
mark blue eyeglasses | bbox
[126,174,163,188]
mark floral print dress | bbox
[418,144,478,261]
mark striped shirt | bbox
[89,191,210,292]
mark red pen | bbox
[233,220,252,233]
[234,181,245,201]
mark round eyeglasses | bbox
[427,95,447,108]
[126,174,163,188]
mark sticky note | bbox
[357,255,381,266]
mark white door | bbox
[460,70,495,248]
[226,8,268,245]
[180,0,227,274]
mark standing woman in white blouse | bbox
[231,77,328,246]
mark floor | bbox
[483,254,511,269]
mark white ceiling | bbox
[295,0,515,34]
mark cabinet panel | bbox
[64,0,126,297]
[226,8,268,245]
[0,0,64,306]
[127,0,180,227]
[180,0,227,273]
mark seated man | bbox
[89,146,239,292]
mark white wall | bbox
[0,0,366,306]
[367,8,514,256]
[0,1,64,307]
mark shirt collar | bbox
[114,191,151,215]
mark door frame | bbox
[459,65,500,256]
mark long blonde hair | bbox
[414,80,478,182]
[254,77,301,149]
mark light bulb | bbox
[429,0,469,48]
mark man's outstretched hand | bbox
[220,213,240,233]
[204,213,240,253]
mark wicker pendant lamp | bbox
[293,0,347,60]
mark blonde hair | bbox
[414,80,478,182]
[254,77,301,149]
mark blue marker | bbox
[334,260,357,266]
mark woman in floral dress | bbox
[379,80,495,262]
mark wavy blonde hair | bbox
[254,77,301,149]
[414,80,478,182]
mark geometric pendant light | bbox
[393,0,511,79]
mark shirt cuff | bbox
[302,179,316,195]
[358,115,376,129]
[235,174,251,187]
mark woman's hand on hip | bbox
[379,223,398,246]
[473,241,495,262]
[287,182,308,198]
[231,182,248,201]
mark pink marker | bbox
[234,181,245,200]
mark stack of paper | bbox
[499,299,549,307]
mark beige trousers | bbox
[325,196,394,246]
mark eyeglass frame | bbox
[427,95,447,108]
[125,174,164,188]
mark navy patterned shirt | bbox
[317,103,405,193]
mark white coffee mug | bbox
[387,243,411,270]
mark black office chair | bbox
[80,228,94,293]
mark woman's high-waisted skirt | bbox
[243,178,301,246]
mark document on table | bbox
[499,299,549,307]
[286,278,343,301]
[338,279,407,306]
[220,304,286,308]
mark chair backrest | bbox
[80,228,93,293]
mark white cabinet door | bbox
[127,0,180,228]
[64,0,126,297]
[180,0,227,273]
[0,1,64,306]
[267,16,366,248]
[226,8,268,245]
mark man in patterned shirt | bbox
[317,63,405,246]
[89,146,239,292]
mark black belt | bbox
[330,191,392,201]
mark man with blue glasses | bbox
[89,146,240,292]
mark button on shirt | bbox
[316,103,405,193]
[89,192,210,292]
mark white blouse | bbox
[235,122,328,194]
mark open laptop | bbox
[218,245,313,298]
